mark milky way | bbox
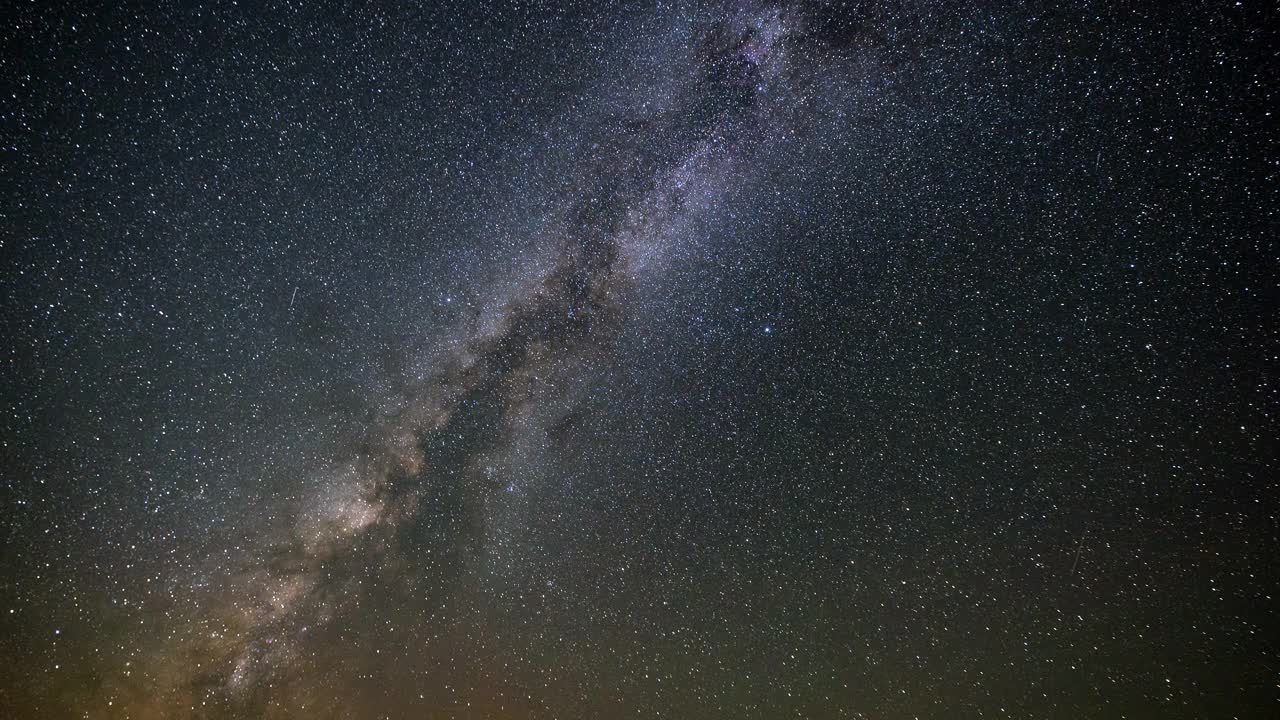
[116,5,830,713]
[2,1,1275,718]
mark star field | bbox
[1,1,1276,718]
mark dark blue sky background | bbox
[2,1,1275,717]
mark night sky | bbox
[1,1,1276,718]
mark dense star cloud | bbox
[1,1,1275,718]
